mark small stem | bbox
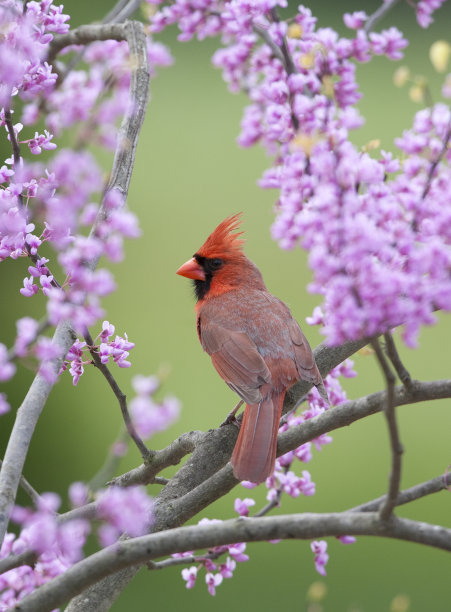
[3,104,21,165]
[364,0,401,33]
[350,471,451,513]
[0,459,42,507]
[383,332,412,388]
[421,120,451,200]
[83,331,151,461]
[253,465,289,517]
[371,338,403,521]
[269,8,296,76]
[88,428,130,492]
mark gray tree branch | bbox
[16,511,451,611]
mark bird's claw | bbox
[220,414,240,429]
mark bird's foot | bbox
[220,414,240,428]
[220,400,243,429]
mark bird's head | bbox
[176,213,264,301]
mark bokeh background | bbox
[1,0,451,610]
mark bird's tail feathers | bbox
[231,392,284,484]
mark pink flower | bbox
[181,566,198,589]
[234,497,256,517]
[205,572,223,596]
[96,486,153,545]
[0,392,10,415]
[311,540,329,576]
[26,130,57,155]
[219,557,236,578]
[99,320,115,342]
[343,11,368,29]
[69,482,89,508]
[228,542,249,563]
[20,276,38,297]
[14,317,39,357]
[0,343,16,381]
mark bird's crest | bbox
[196,213,245,258]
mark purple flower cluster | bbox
[60,321,135,386]
[1,492,89,609]
[415,0,447,27]
[129,374,180,439]
[0,482,153,607]
[96,485,154,546]
[177,518,249,596]
[146,2,451,347]
[311,540,329,576]
[0,1,67,107]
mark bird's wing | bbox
[287,316,322,384]
[200,321,271,405]
[287,316,329,402]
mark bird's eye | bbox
[210,258,223,270]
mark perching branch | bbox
[0,20,150,550]
[371,338,402,521]
[15,512,451,611]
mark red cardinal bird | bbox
[176,214,327,484]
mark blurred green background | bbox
[1,0,451,610]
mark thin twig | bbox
[364,0,402,33]
[148,545,228,571]
[253,8,300,131]
[152,477,170,486]
[88,428,130,492]
[252,22,285,64]
[421,120,451,200]
[383,331,412,388]
[350,471,451,513]
[84,331,150,461]
[253,462,290,518]
[0,459,42,507]
[371,338,402,521]
[269,8,296,75]
[108,0,143,23]
[3,104,21,165]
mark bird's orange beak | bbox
[176,257,206,281]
